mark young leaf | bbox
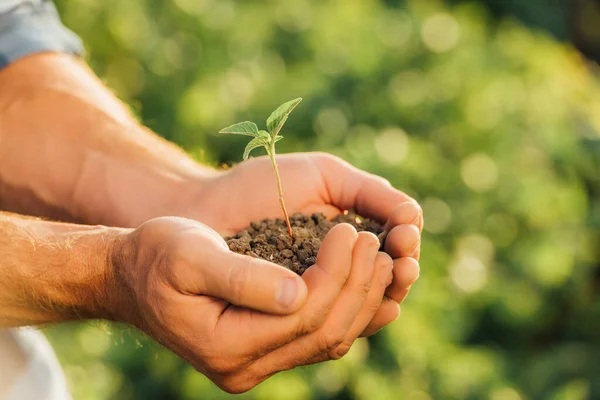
[219,121,259,137]
[274,135,283,143]
[266,98,302,137]
[258,130,271,140]
[243,137,269,160]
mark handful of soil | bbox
[226,211,385,275]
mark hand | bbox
[187,153,423,336]
[110,217,397,393]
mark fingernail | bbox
[276,278,298,309]
[379,262,394,286]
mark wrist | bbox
[102,227,141,325]
[0,214,130,327]
[127,162,223,228]
[40,223,130,323]
[72,124,224,228]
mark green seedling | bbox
[219,98,302,238]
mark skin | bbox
[0,53,422,393]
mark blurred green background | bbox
[44,0,600,399]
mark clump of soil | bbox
[226,211,385,275]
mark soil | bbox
[226,211,385,275]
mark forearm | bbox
[0,53,217,227]
[0,211,125,327]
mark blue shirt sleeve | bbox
[0,0,83,70]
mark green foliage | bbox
[266,97,303,138]
[47,0,600,399]
[218,121,259,136]
[219,98,300,160]
[242,136,269,161]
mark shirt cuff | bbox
[0,0,84,70]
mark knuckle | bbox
[218,370,270,395]
[329,342,352,360]
[364,290,384,314]
[320,327,347,352]
[367,298,384,314]
[218,375,258,395]
[208,357,243,376]
[297,311,327,336]
[228,258,253,302]
[354,280,373,297]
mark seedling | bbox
[219,98,302,238]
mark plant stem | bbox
[268,144,293,238]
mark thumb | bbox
[194,249,308,315]
[314,154,417,222]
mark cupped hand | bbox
[190,153,422,336]
[110,217,398,393]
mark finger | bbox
[384,224,421,260]
[313,153,417,223]
[360,298,401,337]
[245,230,380,374]
[211,223,358,358]
[297,223,361,333]
[322,231,380,359]
[178,240,308,315]
[329,252,393,356]
[295,229,378,337]
[384,202,423,232]
[385,257,420,303]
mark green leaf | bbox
[219,121,259,137]
[258,130,271,140]
[274,135,283,143]
[243,137,269,160]
[266,98,302,137]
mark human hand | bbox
[109,216,399,392]
[186,153,422,336]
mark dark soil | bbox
[226,211,385,275]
